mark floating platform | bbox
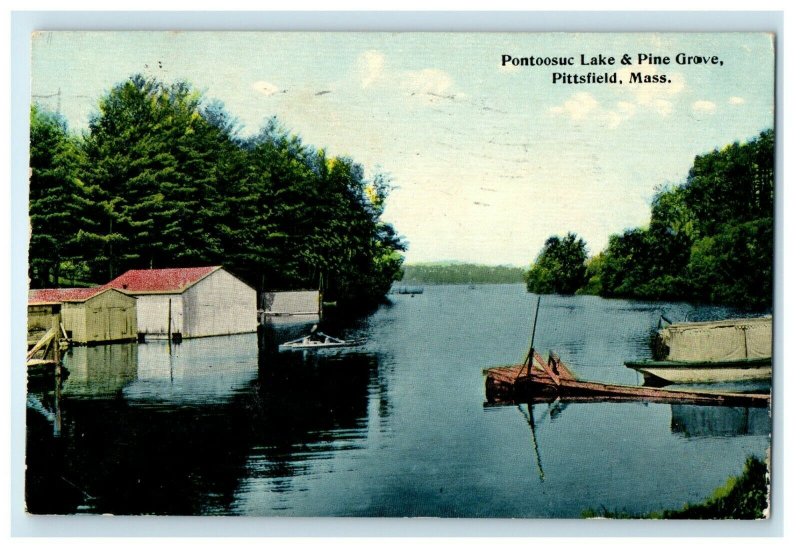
[485,351,770,408]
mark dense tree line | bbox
[401,263,525,285]
[29,75,405,310]
[526,130,774,309]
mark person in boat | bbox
[307,324,326,343]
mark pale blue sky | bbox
[31,32,774,266]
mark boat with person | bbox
[278,325,363,351]
[625,316,772,385]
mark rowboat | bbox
[627,316,773,385]
[278,332,363,351]
[624,357,771,386]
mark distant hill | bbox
[400,263,526,285]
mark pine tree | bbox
[29,105,89,287]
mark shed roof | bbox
[104,266,222,294]
[29,286,112,304]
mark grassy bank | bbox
[582,456,769,519]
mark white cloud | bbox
[548,93,638,129]
[615,101,637,120]
[603,111,623,129]
[549,68,690,128]
[358,50,385,88]
[652,99,674,117]
[610,67,687,118]
[729,96,746,105]
[692,100,717,113]
[549,92,598,121]
[356,51,462,104]
[252,81,280,97]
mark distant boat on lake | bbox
[391,286,424,295]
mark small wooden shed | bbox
[28,287,138,345]
[26,302,61,346]
[104,266,257,339]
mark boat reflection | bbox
[670,404,771,438]
[496,398,770,487]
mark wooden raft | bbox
[485,350,771,408]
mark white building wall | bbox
[134,294,184,337]
[262,290,320,316]
[182,270,257,337]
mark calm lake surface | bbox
[26,285,771,517]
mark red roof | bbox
[29,287,105,304]
[104,266,221,294]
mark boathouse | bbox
[28,287,138,345]
[26,301,61,346]
[104,266,257,340]
[260,290,320,321]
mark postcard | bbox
[25,30,774,520]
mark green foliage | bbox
[525,233,588,294]
[29,105,88,287]
[591,130,773,309]
[663,456,769,519]
[81,75,226,277]
[582,456,769,519]
[686,219,773,309]
[575,253,605,295]
[28,75,405,308]
[400,263,525,285]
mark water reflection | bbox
[671,405,771,438]
[26,329,377,515]
[62,343,138,398]
[233,350,377,509]
[123,334,259,407]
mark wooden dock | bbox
[485,351,771,408]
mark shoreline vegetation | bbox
[524,130,774,311]
[400,263,525,285]
[29,75,405,313]
[582,456,769,519]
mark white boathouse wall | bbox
[182,269,257,338]
[135,293,185,338]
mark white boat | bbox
[625,357,772,385]
[278,332,363,351]
[625,316,773,385]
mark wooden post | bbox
[742,326,749,359]
[318,272,324,321]
[527,296,541,377]
[167,298,172,353]
[53,315,62,437]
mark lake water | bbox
[26,285,771,517]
